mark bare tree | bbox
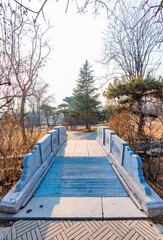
[26,82,56,130]
[0,1,51,143]
[13,0,119,21]
[13,0,163,27]
[101,3,163,80]
[138,0,163,27]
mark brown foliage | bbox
[0,112,46,192]
[109,112,138,151]
[108,112,163,197]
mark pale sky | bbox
[35,1,163,107]
[39,1,108,106]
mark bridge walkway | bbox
[12,131,146,219]
[35,140,127,198]
[2,132,162,240]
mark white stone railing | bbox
[0,126,66,213]
[97,126,163,217]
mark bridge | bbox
[0,126,162,220]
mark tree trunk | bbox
[36,98,41,127]
[137,100,145,136]
[154,138,162,181]
[85,123,91,131]
[46,116,49,127]
[20,93,27,145]
[138,112,145,135]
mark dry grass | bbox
[0,117,47,196]
[144,121,163,139]
[131,119,163,139]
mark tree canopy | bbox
[103,75,163,134]
[104,76,163,102]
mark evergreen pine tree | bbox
[103,75,163,135]
[72,60,100,130]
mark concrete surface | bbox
[0,197,146,219]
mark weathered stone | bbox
[15,145,41,192]
[0,153,55,213]
[36,134,52,162]
[123,146,151,195]
[109,152,163,217]
[54,126,66,145]
[47,130,59,153]
[96,126,109,145]
[104,129,115,153]
[111,135,128,165]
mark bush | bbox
[0,112,46,190]
[109,112,138,151]
[108,112,163,186]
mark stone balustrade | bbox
[0,126,66,213]
[97,126,163,217]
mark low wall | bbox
[0,126,66,213]
[97,126,163,217]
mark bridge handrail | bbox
[97,126,163,217]
[0,126,66,213]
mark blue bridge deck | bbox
[35,140,128,197]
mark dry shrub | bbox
[109,112,138,151]
[108,112,163,194]
[0,112,46,190]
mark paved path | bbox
[66,131,97,141]
[2,132,163,239]
[5,219,162,240]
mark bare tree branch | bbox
[101,3,163,80]
[0,1,51,143]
